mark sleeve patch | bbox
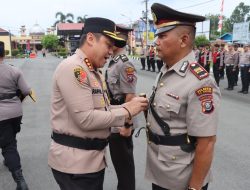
[201,99,214,114]
[74,66,87,85]
[126,67,135,83]
[195,86,213,96]
[190,63,209,80]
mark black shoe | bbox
[227,87,233,90]
[151,70,155,72]
[141,68,145,70]
[12,169,29,190]
[243,91,248,94]
[238,90,243,93]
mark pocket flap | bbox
[158,145,193,165]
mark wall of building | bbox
[0,35,11,56]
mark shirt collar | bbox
[162,51,196,77]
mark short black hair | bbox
[0,41,5,58]
[79,33,102,47]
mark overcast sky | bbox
[0,0,249,34]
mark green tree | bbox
[77,14,88,23]
[41,35,59,51]
[195,35,210,47]
[54,12,74,26]
[224,2,250,32]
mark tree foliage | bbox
[195,35,210,47]
[54,12,74,26]
[224,2,250,32]
[41,35,59,51]
[77,14,88,23]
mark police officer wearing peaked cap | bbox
[144,3,221,190]
[48,17,148,190]
[105,24,137,190]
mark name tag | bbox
[92,88,102,94]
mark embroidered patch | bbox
[195,86,213,97]
[74,66,87,85]
[201,99,214,114]
[199,95,213,102]
[179,61,189,73]
[166,93,179,100]
[126,67,135,83]
[190,63,209,80]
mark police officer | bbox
[145,4,221,190]
[212,44,221,86]
[48,18,148,190]
[219,44,226,79]
[204,44,211,73]
[233,44,240,86]
[155,51,164,73]
[0,41,30,190]
[238,44,250,94]
[140,46,146,70]
[224,43,239,90]
[105,25,137,190]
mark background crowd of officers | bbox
[140,43,250,94]
[194,43,250,94]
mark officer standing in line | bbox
[140,46,146,70]
[105,25,137,190]
[0,41,30,190]
[155,50,164,73]
[224,43,239,90]
[233,44,240,86]
[212,44,221,86]
[204,44,211,73]
[48,17,148,190]
[144,4,221,190]
[219,44,226,79]
[238,44,250,94]
[198,44,205,67]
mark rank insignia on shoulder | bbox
[189,62,209,80]
[74,66,87,85]
[84,58,94,71]
[120,54,129,62]
[113,55,120,63]
[179,61,189,73]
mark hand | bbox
[123,97,148,117]
[119,127,132,137]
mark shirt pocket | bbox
[157,98,181,120]
[158,145,193,165]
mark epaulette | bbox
[113,54,129,63]
[120,54,129,62]
[189,62,209,80]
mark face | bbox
[243,46,249,52]
[154,28,181,62]
[90,34,114,68]
[228,45,233,51]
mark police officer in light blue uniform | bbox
[0,41,30,190]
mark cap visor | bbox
[104,32,126,48]
[155,25,176,35]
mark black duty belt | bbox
[51,132,109,150]
[110,97,125,105]
[148,129,196,146]
[0,93,17,101]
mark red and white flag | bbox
[218,0,224,32]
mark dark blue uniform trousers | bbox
[0,116,22,173]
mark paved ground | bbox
[0,52,250,189]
